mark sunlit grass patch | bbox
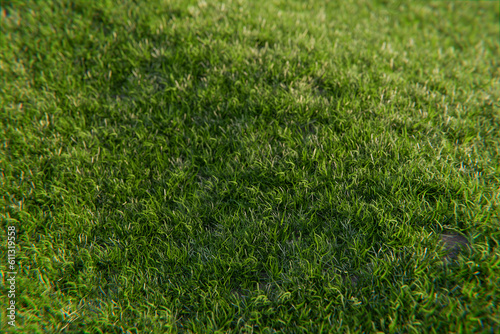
[1,0,499,332]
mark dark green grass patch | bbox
[1,0,499,332]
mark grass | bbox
[1,0,499,332]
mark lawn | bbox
[1,0,499,333]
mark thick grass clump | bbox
[1,0,499,333]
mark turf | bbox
[1,0,499,332]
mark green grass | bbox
[1,0,499,332]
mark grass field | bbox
[1,0,499,332]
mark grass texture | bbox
[1,0,499,332]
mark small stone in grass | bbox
[341,274,359,286]
[440,233,470,262]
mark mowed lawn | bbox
[1,0,499,332]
